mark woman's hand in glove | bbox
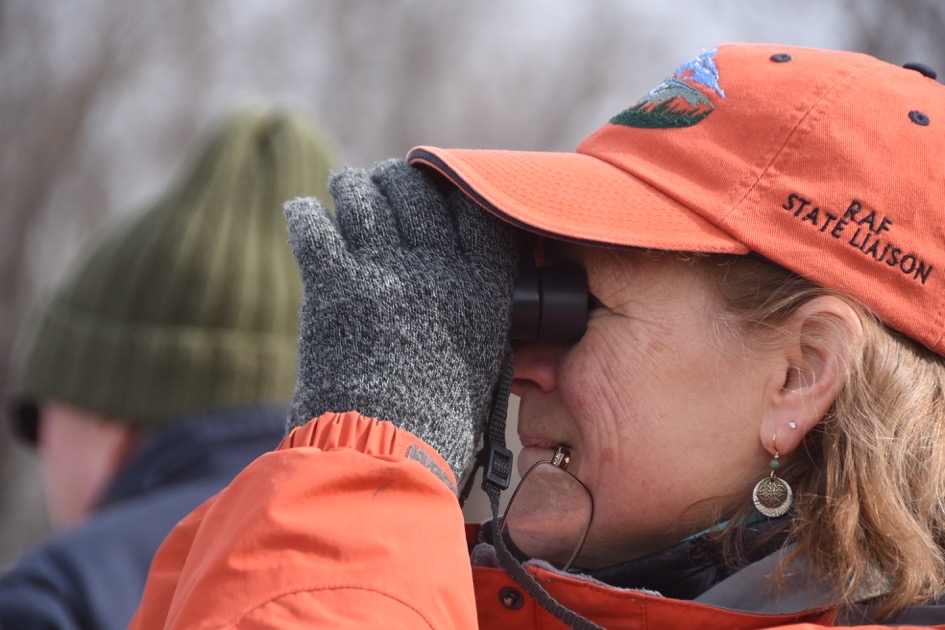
[284,159,519,485]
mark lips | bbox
[516,396,574,457]
[516,408,570,451]
[518,434,561,450]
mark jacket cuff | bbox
[280,412,458,490]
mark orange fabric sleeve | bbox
[765,625,945,630]
[130,412,476,629]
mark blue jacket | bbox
[0,405,286,630]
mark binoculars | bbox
[510,254,589,342]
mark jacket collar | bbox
[583,516,789,600]
[99,404,287,506]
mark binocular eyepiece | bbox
[509,255,589,342]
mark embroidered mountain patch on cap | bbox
[611,48,725,128]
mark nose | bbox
[511,342,565,396]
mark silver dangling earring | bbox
[752,433,793,518]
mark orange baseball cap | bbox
[408,43,945,357]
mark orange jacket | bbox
[130,412,945,629]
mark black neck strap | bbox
[475,348,603,630]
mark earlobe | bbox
[760,296,863,455]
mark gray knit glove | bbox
[285,159,518,483]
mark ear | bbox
[104,419,142,473]
[759,296,863,456]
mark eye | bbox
[588,293,605,311]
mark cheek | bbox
[556,319,742,488]
[555,333,649,471]
[559,322,667,426]
[39,416,109,526]
[39,430,79,525]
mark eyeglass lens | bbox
[499,446,593,571]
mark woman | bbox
[132,44,945,628]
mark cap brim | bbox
[408,146,748,254]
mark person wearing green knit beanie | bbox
[0,105,337,630]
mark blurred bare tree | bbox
[1,0,944,570]
[0,0,224,568]
[0,0,666,569]
[842,0,945,69]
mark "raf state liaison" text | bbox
[782,193,933,285]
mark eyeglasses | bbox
[499,445,594,571]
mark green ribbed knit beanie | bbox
[10,106,337,428]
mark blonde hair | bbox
[697,253,945,619]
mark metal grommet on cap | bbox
[499,586,524,610]
[770,53,792,63]
[903,62,938,80]
[909,110,931,126]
